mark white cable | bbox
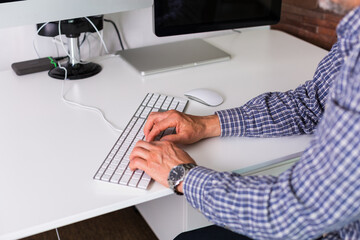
[53,37,60,58]
[86,33,92,58]
[58,63,122,133]
[34,20,120,133]
[52,37,66,47]
[84,17,109,54]
[33,22,49,58]
[55,228,61,240]
[99,31,105,55]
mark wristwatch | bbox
[168,163,197,195]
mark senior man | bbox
[130,0,360,239]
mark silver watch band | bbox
[168,163,197,195]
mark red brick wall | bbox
[271,0,345,50]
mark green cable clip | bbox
[48,57,58,68]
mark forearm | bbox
[216,42,341,138]
[216,83,329,138]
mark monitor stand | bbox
[48,37,101,80]
[117,38,231,76]
[37,16,103,80]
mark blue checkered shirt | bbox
[184,7,360,240]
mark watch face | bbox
[169,165,185,182]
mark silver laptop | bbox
[117,38,231,76]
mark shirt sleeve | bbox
[184,48,360,240]
[216,42,343,138]
[185,97,360,239]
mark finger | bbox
[129,157,148,171]
[146,117,177,142]
[129,144,151,161]
[130,140,154,159]
[133,140,154,151]
[143,112,166,138]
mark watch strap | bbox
[168,163,197,195]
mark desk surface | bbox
[0,29,327,240]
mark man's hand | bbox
[129,140,196,192]
[144,110,221,144]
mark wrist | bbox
[168,163,196,195]
[201,114,221,138]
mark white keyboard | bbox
[93,93,188,189]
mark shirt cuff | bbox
[216,108,246,137]
[183,166,217,212]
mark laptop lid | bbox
[117,38,231,76]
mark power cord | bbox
[33,22,50,58]
[53,37,60,58]
[84,17,109,54]
[34,18,121,133]
[58,62,123,133]
[104,19,125,50]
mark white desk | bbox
[0,29,327,240]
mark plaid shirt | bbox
[184,7,360,240]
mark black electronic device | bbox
[37,15,104,80]
[154,0,282,37]
[11,57,66,76]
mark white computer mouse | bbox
[184,88,223,107]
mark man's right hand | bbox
[144,110,221,144]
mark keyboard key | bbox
[101,174,112,181]
[94,173,102,180]
[129,178,140,187]
[110,174,121,183]
[138,176,151,189]
[120,174,132,185]
[142,173,151,180]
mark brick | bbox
[283,0,317,9]
[303,16,339,28]
[317,26,337,37]
[280,20,318,33]
[279,13,317,33]
[272,24,337,50]
[281,12,303,22]
[282,4,324,19]
[323,12,344,22]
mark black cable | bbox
[80,33,87,47]
[104,19,125,51]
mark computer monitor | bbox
[118,0,282,76]
[154,0,282,37]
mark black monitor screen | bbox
[154,0,282,36]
